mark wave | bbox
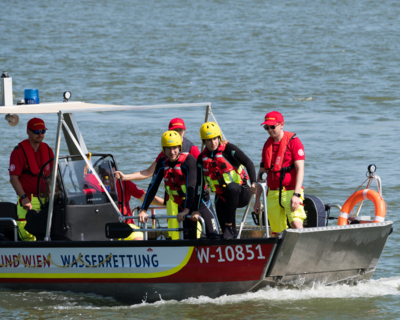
[41,276,400,310]
[135,276,400,307]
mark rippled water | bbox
[1,0,400,318]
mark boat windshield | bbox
[39,155,119,206]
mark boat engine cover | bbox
[303,194,326,228]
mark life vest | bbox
[17,140,51,176]
[263,131,297,208]
[263,131,296,172]
[164,152,189,206]
[202,143,249,200]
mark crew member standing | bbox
[137,131,219,240]
[9,118,54,241]
[117,118,200,181]
[253,111,306,234]
[196,122,257,240]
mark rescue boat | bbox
[0,74,393,304]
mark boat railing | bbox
[325,203,342,225]
[123,211,206,240]
[237,182,269,239]
[0,218,18,242]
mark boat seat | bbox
[0,202,19,241]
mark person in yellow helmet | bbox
[194,122,257,240]
[137,131,219,239]
[115,118,200,181]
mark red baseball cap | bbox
[169,118,186,130]
[27,118,47,130]
[260,111,284,126]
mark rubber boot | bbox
[223,225,237,240]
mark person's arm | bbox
[139,194,165,206]
[177,155,197,221]
[291,160,304,212]
[9,149,32,210]
[182,156,197,209]
[138,160,164,223]
[192,155,204,212]
[10,175,32,210]
[115,162,157,181]
[225,143,257,183]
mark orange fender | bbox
[338,189,386,226]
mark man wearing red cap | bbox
[116,118,200,181]
[9,118,54,241]
[253,111,306,234]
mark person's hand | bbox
[21,197,32,211]
[138,210,149,224]
[114,171,125,180]
[250,182,258,195]
[291,195,302,212]
[177,208,189,222]
[253,199,261,214]
[190,211,201,221]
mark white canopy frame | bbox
[33,101,227,241]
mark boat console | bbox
[21,154,121,241]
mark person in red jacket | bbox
[84,166,164,223]
[82,168,164,241]
[9,118,54,241]
[115,118,200,181]
[253,111,306,234]
[111,163,164,224]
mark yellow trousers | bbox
[267,188,307,233]
[17,195,44,241]
[167,200,201,240]
[123,224,144,240]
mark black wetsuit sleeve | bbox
[141,158,164,211]
[193,155,205,211]
[224,143,257,184]
[181,155,197,211]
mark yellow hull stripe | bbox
[0,247,194,279]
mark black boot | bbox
[223,225,237,240]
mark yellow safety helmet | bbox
[161,130,182,151]
[199,122,222,141]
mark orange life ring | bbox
[338,189,386,225]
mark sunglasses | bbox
[264,123,280,131]
[30,129,47,134]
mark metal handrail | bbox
[326,204,342,210]
[355,174,382,217]
[124,206,167,228]
[237,194,254,239]
[0,218,18,241]
[127,214,206,240]
[256,182,270,238]
[237,183,269,239]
